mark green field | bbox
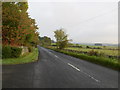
[51,43,118,56]
[65,47,118,56]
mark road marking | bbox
[48,51,59,58]
[55,55,59,58]
[82,72,100,82]
[67,63,100,83]
[68,63,81,71]
[45,48,100,83]
[48,52,52,54]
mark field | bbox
[51,43,118,57]
[47,45,119,70]
[65,47,118,56]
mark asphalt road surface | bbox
[2,46,118,88]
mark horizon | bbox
[28,1,118,44]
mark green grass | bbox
[0,48,38,65]
[51,43,56,45]
[48,47,120,70]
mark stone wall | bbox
[20,46,29,55]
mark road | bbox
[2,46,118,88]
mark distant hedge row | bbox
[2,46,22,59]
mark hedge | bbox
[2,45,11,58]
[11,47,22,58]
[2,45,22,59]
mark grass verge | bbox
[0,48,38,65]
[48,48,120,71]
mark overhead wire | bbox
[69,5,118,29]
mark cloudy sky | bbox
[28,0,118,44]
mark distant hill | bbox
[73,42,118,47]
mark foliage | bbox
[28,45,33,52]
[2,45,11,58]
[86,46,90,48]
[1,48,38,65]
[39,36,51,46]
[79,46,83,48]
[87,50,99,56]
[11,47,22,58]
[54,28,71,49]
[2,2,39,47]
[51,40,55,43]
[2,45,22,58]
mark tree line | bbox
[2,2,71,50]
[40,28,71,50]
[2,2,39,47]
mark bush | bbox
[0,48,1,59]
[11,47,22,58]
[86,46,90,48]
[2,45,22,59]
[99,52,105,57]
[79,46,82,48]
[2,45,11,59]
[87,50,99,56]
[28,46,33,52]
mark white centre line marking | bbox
[67,63,100,83]
[55,55,59,58]
[68,63,81,71]
[82,72,100,82]
[48,51,59,58]
[47,48,100,83]
[49,52,52,54]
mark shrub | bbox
[86,46,90,48]
[11,47,22,58]
[0,48,1,59]
[28,46,33,52]
[2,45,22,59]
[97,47,102,49]
[99,52,105,57]
[87,50,99,56]
[79,46,82,48]
[2,45,11,59]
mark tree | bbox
[54,28,70,49]
[2,2,21,45]
[39,36,51,46]
[2,2,39,47]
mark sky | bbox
[28,0,118,44]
